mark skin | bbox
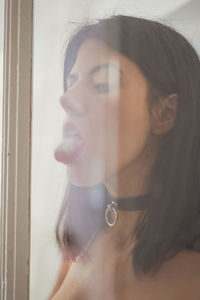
[49,39,200,299]
[49,212,200,300]
[59,38,158,196]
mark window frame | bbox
[0,0,33,299]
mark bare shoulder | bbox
[168,250,200,299]
[163,249,200,279]
[178,251,200,299]
[113,248,200,300]
[143,250,200,300]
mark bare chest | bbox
[52,230,200,300]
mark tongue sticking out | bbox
[54,136,85,164]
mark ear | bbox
[150,93,179,135]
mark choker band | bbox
[104,188,151,227]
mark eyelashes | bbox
[93,83,112,93]
[65,79,115,94]
[65,62,121,94]
[65,74,120,95]
[65,71,120,94]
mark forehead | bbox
[70,38,131,75]
[68,38,148,91]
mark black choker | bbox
[104,186,151,227]
[68,183,151,228]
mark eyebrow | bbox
[89,62,123,76]
[67,62,123,80]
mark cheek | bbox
[104,93,151,170]
[85,95,120,153]
[83,90,151,172]
[118,109,151,164]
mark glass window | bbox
[31,1,200,299]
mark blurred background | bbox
[1,0,198,299]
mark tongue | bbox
[54,136,84,164]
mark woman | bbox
[48,15,200,299]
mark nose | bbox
[59,84,87,117]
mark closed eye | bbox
[93,83,111,93]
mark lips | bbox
[54,121,85,164]
[62,121,82,139]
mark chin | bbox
[67,154,105,187]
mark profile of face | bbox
[55,38,158,187]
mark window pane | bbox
[31,1,200,299]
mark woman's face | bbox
[56,38,157,186]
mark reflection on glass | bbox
[31,1,200,300]
[50,14,200,300]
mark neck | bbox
[104,142,157,199]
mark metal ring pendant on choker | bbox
[104,190,151,227]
